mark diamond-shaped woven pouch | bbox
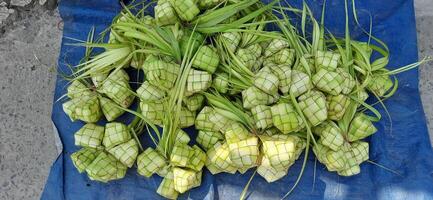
[218,32,241,53]
[171,0,200,21]
[67,80,92,99]
[348,113,377,142]
[337,143,361,176]
[175,129,191,144]
[136,81,166,102]
[312,68,344,95]
[140,100,165,126]
[228,136,259,168]
[192,46,220,73]
[71,148,101,173]
[224,122,250,144]
[326,94,350,121]
[270,65,292,94]
[323,147,347,172]
[242,86,275,109]
[63,94,102,123]
[236,48,257,70]
[186,145,206,171]
[179,107,196,128]
[261,135,299,171]
[186,69,212,96]
[74,123,105,148]
[170,143,194,167]
[137,147,167,178]
[293,54,315,74]
[184,94,204,111]
[313,121,344,151]
[147,60,180,90]
[290,70,313,97]
[99,70,135,108]
[351,141,369,164]
[271,103,304,134]
[196,130,224,150]
[206,142,238,174]
[298,90,328,126]
[173,167,201,193]
[85,151,127,183]
[273,48,295,66]
[157,170,179,199]
[107,139,138,167]
[102,122,131,149]
[254,68,279,95]
[251,105,273,129]
[264,39,290,57]
[195,106,220,132]
[245,43,263,59]
[257,155,288,183]
[91,73,108,88]
[99,97,125,121]
[208,109,232,132]
[198,0,222,9]
[155,0,179,26]
[336,68,356,94]
[367,72,393,97]
[212,72,229,94]
[315,50,341,71]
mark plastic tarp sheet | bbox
[41,0,433,199]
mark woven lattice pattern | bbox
[170,143,193,167]
[137,148,167,178]
[236,48,257,70]
[71,148,101,173]
[186,69,212,96]
[265,39,290,57]
[186,145,206,171]
[103,122,131,149]
[157,171,179,199]
[351,141,369,164]
[99,97,124,121]
[348,114,377,142]
[224,122,250,144]
[212,73,229,93]
[251,105,273,129]
[74,123,105,148]
[173,167,201,193]
[99,70,134,108]
[176,129,191,144]
[107,139,138,167]
[195,107,220,132]
[261,135,298,170]
[199,0,222,8]
[324,148,347,172]
[85,151,127,183]
[314,121,344,151]
[367,72,393,97]
[192,46,220,73]
[336,68,356,94]
[326,94,350,121]
[219,32,241,53]
[245,43,263,59]
[179,107,196,128]
[254,69,279,95]
[252,56,264,73]
[242,86,274,109]
[206,142,237,174]
[271,103,304,134]
[257,155,288,183]
[140,100,165,125]
[271,65,292,94]
[293,54,315,74]
[91,73,108,88]
[290,70,312,97]
[315,51,341,71]
[298,90,328,126]
[196,130,224,150]
[184,94,204,111]
[312,68,344,95]
[228,137,259,168]
[171,0,200,21]
[147,60,180,90]
[136,81,166,102]
[67,80,92,99]
[273,48,295,66]
[63,95,102,123]
[208,110,232,132]
[155,0,178,26]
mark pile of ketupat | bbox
[61,0,429,199]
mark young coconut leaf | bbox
[85,151,127,183]
[315,50,341,71]
[347,113,377,142]
[74,123,105,148]
[99,97,126,121]
[171,0,200,22]
[137,147,168,178]
[71,148,102,173]
[212,72,230,93]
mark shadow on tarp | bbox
[41,0,433,199]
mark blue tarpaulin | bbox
[41,0,433,199]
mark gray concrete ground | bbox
[0,0,431,199]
